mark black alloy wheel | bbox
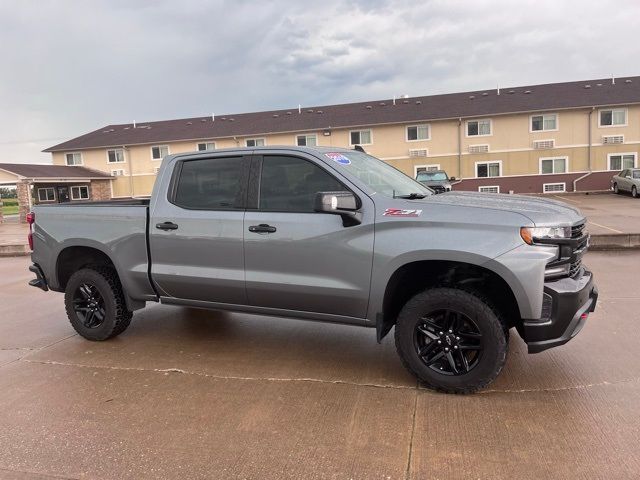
[414,309,483,375]
[72,283,106,329]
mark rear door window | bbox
[174,156,244,209]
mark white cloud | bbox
[0,0,638,163]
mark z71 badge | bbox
[383,208,422,217]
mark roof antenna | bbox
[133,120,136,129]
[497,84,500,95]
[612,75,616,85]
[298,104,301,114]
[393,95,396,105]
[212,113,215,121]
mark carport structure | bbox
[0,164,113,223]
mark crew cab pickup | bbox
[28,146,598,393]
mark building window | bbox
[349,129,372,145]
[197,142,216,151]
[599,108,627,127]
[414,164,441,175]
[71,186,90,200]
[65,152,82,166]
[111,169,125,176]
[467,119,491,136]
[476,161,501,178]
[296,134,317,147]
[107,148,125,163]
[406,125,430,141]
[540,157,567,174]
[608,153,636,171]
[479,186,500,193]
[246,138,266,147]
[531,114,557,131]
[151,145,169,160]
[37,187,55,202]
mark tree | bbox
[0,187,17,198]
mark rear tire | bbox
[394,287,508,394]
[64,267,133,341]
[633,186,638,198]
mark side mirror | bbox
[314,191,361,226]
[449,176,457,181]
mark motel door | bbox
[57,186,70,203]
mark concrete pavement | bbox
[0,252,639,479]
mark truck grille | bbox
[430,186,446,194]
[571,223,585,239]
[569,222,587,278]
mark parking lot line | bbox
[554,195,581,204]
[589,221,624,234]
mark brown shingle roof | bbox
[0,163,112,179]
[44,76,640,152]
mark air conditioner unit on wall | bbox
[468,144,489,154]
[409,148,428,157]
[603,135,624,144]
[533,139,555,149]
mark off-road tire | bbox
[64,266,133,341]
[394,287,508,394]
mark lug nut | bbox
[456,336,460,340]
[454,346,458,350]
[444,347,449,352]
[448,330,453,333]
[437,340,441,344]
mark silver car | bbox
[612,168,640,198]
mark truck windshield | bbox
[323,151,432,198]
[634,171,640,179]
[417,171,448,181]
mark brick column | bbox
[16,181,31,223]
[89,180,112,201]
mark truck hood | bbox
[414,191,585,226]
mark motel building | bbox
[32,75,640,204]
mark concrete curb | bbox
[0,244,30,257]
[588,233,640,251]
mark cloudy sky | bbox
[1,0,639,164]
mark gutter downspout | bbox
[573,107,594,192]
[457,118,462,180]
[124,146,134,198]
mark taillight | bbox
[27,212,34,250]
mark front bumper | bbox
[519,269,597,353]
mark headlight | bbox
[520,226,570,245]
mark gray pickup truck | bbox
[28,146,597,393]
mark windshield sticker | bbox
[383,208,422,217]
[325,152,351,165]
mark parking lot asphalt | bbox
[552,192,640,235]
[1,253,639,479]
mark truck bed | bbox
[31,201,155,304]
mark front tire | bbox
[613,183,619,194]
[64,267,133,341]
[394,287,508,394]
[633,186,638,198]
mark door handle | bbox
[248,224,277,233]
[156,221,179,231]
